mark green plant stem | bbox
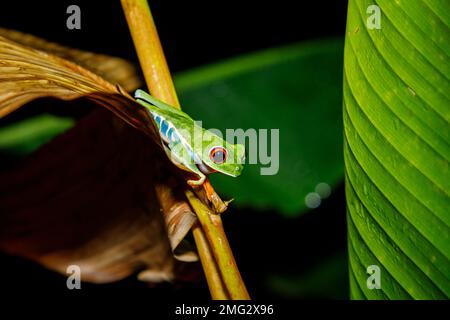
[121,0,249,300]
[186,190,250,299]
[192,223,229,299]
[121,0,179,107]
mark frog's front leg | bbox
[187,174,206,187]
[167,141,206,186]
[180,158,206,186]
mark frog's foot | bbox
[187,174,206,187]
[186,176,228,214]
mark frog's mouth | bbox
[197,161,216,175]
[198,162,244,178]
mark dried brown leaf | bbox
[0,34,155,136]
[0,110,199,282]
[0,28,142,92]
[0,31,199,282]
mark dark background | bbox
[0,0,348,301]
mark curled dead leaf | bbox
[0,34,153,136]
[0,30,200,283]
[0,28,142,92]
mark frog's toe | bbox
[187,175,205,187]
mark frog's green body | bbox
[135,89,245,185]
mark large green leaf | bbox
[176,39,344,215]
[0,39,345,216]
[344,0,450,299]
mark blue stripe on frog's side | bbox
[150,112,189,153]
[135,90,202,168]
[160,119,169,136]
[167,127,174,142]
[149,111,200,165]
[154,115,161,126]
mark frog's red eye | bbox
[209,146,227,164]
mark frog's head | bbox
[198,130,245,177]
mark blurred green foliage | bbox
[177,39,344,215]
[0,114,74,156]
